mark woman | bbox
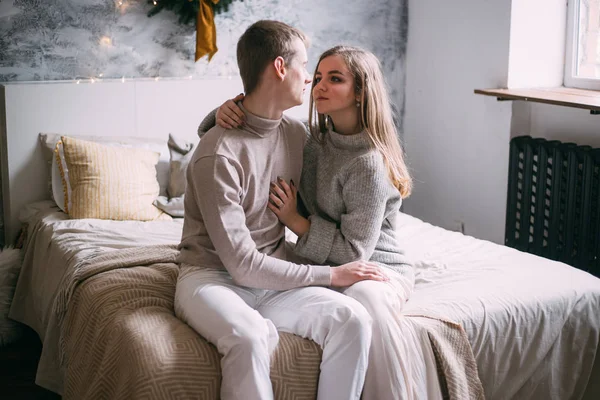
[215,46,421,399]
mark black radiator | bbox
[505,135,600,277]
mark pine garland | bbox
[147,0,242,24]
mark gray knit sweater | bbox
[296,127,413,276]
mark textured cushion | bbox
[40,133,170,201]
[167,133,196,199]
[60,136,168,221]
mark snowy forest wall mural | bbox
[0,1,407,95]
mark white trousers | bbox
[174,267,372,400]
[342,270,443,400]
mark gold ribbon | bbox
[195,0,220,61]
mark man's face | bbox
[282,37,312,108]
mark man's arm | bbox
[192,154,331,290]
[191,154,389,289]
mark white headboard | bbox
[0,78,309,245]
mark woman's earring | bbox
[356,101,360,108]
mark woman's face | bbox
[312,55,357,117]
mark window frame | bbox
[564,0,600,90]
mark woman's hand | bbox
[330,261,389,287]
[216,93,246,129]
[267,177,309,236]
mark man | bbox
[175,20,388,400]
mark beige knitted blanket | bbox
[57,245,322,399]
[56,245,484,399]
[406,314,485,400]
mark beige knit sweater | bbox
[178,103,331,290]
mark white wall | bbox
[507,0,566,88]
[512,102,600,148]
[0,78,310,245]
[507,0,600,189]
[507,0,581,147]
[403,0,513,243]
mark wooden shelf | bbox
[474,87,600,114]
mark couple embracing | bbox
[175,20,418,400]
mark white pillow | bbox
[51,148,70,213]
[153,195,185,218]
[167,133,197,198]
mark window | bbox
[565,0,600,89]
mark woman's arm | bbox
[297,192,310,219]
[198,94,246,136]
[294,155,392,265]
[268,177,311,237]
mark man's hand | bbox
[330,261,389,287]
[216,93,245,129]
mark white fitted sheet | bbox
[9,202,600,399]
[397,213,600,400]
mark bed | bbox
[6,199,600,399]
[2,80,600,399]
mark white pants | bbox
[174,267,372,400]
[342,270,443,400]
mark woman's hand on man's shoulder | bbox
[216,93,246,129]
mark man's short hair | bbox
[237,20,309,95]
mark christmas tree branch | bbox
[147,0,242,24]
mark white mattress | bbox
[9,201,600,399]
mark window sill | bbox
[474,87,600,114]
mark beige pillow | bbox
[60,136,168,221]
[39,133,170,198]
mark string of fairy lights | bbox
[70,0,241,85]
[69,0,167,84]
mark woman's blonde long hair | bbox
[308,46,412,198]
